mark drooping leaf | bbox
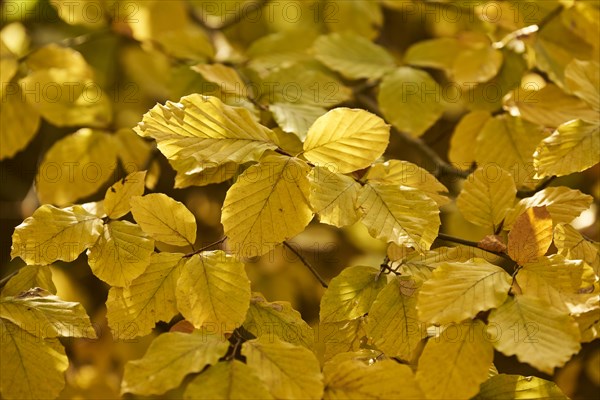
[365,276,426,360]
[184,360,274,400]
[191,63,247,98]
[487,295,581,374]
[565,59,600,110]
[176,251,250,330]
[474,374,568,399]
[270,103,326,139]
[242,337,323,400]
[35,129,118,206]
[448,110,492,167]
[1,265,56,297]
[457,167,517,231]
[507,207,553,265]
[534,119,600,178]
[303,108,390,173]
[87,221,154,287]
[104,171,147,219]
[244,293,313,349]
[320,265,386,323]
[11,204,103,265]
[0,319,68,400]
[378,67,445,136]
[130,193,197,248]
[121,331,229,396]
[417,259,511,324]
[313,32,395,80]
[221,154,313,257]
[416,320,494,400]
[106,252,183,339]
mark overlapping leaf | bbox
[308,167,361,227]
[104,171,146,219]
[507,207,553,265]
[1,265,56,297]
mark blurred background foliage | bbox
[0,0,598,398]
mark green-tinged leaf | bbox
[487,295,581,374]
[106,252,184,339]
[565,59,600,110]
[134,94,279,167]
[35,129,118,206]
[448,110,492,166]
[0,84,41,160]
[324,358,424,399]
[417,259,511,324]
[270,103,326,139]
[176,251,250,330]
[244,292,313,348]
[507,207,553,265]
[358,183,440,251]
[87,221,154,287]
[303,108,390,173]
[221,154,312,257]
[121,331,229,396]
[184,360,274,400]
[325,0,382,40]
[0,319,68,400]
[364,160,450,206]
[308,167,361,227]
[104,171,146,219]
[504,187,593,229]
[554,223,599,277]
[192,63,247,98]
[534,119,600,178]
[247,30,318,75]
[404,37,463,71]
[378,67,444,137]
[366,276,426,360]
[321,318,368,361]
[320,265,386,323]
[0,290,95,338]
[1,265,56,297]
[313,32,395,80]
[474,374,568,399]
[130,193,197,247]
[242,337,323,400]
[416,320,493,400]
[11,204,103,265]
[457,167,516,231]
[476,115,548,189]
[453,45,503,85]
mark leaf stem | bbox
[183,236,227,258]
[282,241,329,288]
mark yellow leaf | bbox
[378,67,444,137]
[534,119,600,178]
[417,259,511,324]
[457,167,516,232]
[242,337,323,400]
[303,108,389,174]
[325,0,382,40]
[554,223,599,277]
[365,160,450,206]
[448,110,492,167]
[565,59,600,110]
[476,115,548,189]
[221,154,312,257]
[575,308,600,343]
[184,360,274,400]
[507,207,553,265]
[0,290,96,338]
[474,374,568,399]
[176,251,250,330]
[247,30,318,75]
[191,63,247,98]
[130,193,197,247]
[104,171,146,219]
[487,295,581,374]
[0,81,41,160]
[357,183,440,252]
[321,318,368,361]
[87,221,154,287]
[308,167,361,227]
[320,265,386,323]
[121,331,229,396]
[504,187,593,229]
[0,265,55,297]
[114,128,153,172]
[35,128,118,206]
[134,94,279,167]
[270,103,326,139]
[453,46,503,85]
[404,37,463,71]
[366,276,426,360]
[324,358,424,399]
[11,204,103,265]
[49,0,107,27]
[313,32,395,80]
[0,319,68,400]
[416,320,494,400]
[106,252,184,339]
[244,292,313,349]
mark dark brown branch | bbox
[283,241,328,288]
[436,233,512,261]
[184,237,227,258]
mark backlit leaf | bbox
[507,206,553,265]
[448,110,492,167]
[0,84,41,160]
[270,103,326,139]
[104,171,147,219]
[565,59,600,110]
[474,374,568,399]
[308,167,361,228]
[192,63,247,98]
[554,223,599,277]
[1,265,56,297]
[321,318,368,361]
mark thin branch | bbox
[516,176,556,198]
[188,0,269,31]
[436,233,512,261]
[184,237,227,258]
[282,241,328,288]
